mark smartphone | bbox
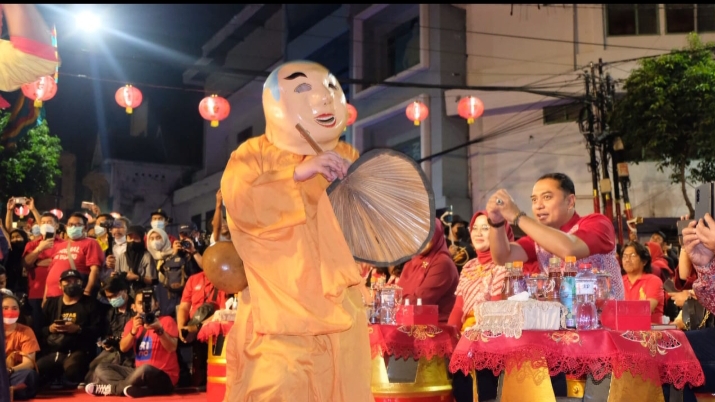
[81,201,95,209]
[14,197,26,206]
[53,319,66,326]
[663,279,677,293]
[44,231,55,240]
[695,183,714,227]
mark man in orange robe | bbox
[221,61,373,401]
[0,5,57,94]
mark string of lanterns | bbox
[18,76,485,127]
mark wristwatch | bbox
[154,327,165,336]
[487,218,506,228]
[512,211,527,228]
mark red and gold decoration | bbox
[21,75,57,108]
[405,100,429,126]
[199,94,230,127]
[450,329,703,402]
[457,96,484,124]
[370,324,459,402]
[49,208,63,220]
[198,321,233,402]
[115,85,143,114]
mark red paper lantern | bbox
[49,208,63,220]
[457,96,485,124]
[21,75,57,108]
[115,85,143,114]
[14,206,29,218]
[199,94,230,127]
[406,101,429,126]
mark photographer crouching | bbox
[86,287,179,397]
[85,275,136,384]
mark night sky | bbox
[22,4,246,186]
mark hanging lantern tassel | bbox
[211,120,219,128]
[34,99,42,108]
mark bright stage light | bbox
[76,11,101,32]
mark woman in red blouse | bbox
[398,219,459,322]
[621,242,664,324]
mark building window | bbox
[665,4,715,33]
[361,109,421,160]
[305,31,350,96]
[543,103,583,125]
[358,4,422,91]
[606,4,659,36]
[392,137,421,161]
[286,4,341,43]
[237,127,252,147]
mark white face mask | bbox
[94,225,107,237]
[151,220,165,230]
[3,316,18,325]
[151,240,164,251]
[115,235,126,244]
[31,225,41,236]
[40,224,55,236]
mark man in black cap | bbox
[37,269,100,389]
[116,226,156,296]
[145,209,177,246]
[86,275,135,383]
[178,223,207,257]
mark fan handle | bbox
[295,124,324,155]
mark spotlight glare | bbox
[76,11,100,32]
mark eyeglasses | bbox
[621,253,639,261]
[472,224,490,232]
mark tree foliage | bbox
[610,33,715,217]
[0,109,63,203]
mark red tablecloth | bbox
[369,324,460,360]
[449,329,704,389]
[197,321,234,343]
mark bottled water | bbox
[559,256,577,328]
[574,263,599,330]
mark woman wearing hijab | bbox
[449,211,513,402]
[398,219,459,322]
[646,241,672,281]
[6,230,29,294]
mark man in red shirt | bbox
[43,213,104,303]
[86,289,179,397]
[22,212,63,334]
[486,172,625,300]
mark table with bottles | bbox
[365,281,460,401]
[449,257,705,402]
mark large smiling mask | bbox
[263,61,348,155]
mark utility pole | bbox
[583,66,600,215]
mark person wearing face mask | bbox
[86,275,135,384]
[3,293,40,400]
[144,210,177,247]
[93,214,114,254]
[6,230,29,294]
[486,172,625,300]
[43,213,105,304]
[147,228,198,319]
[29,224,41,241]
[37,269,100,389]
[115,226,157,296]
[22,212,63,336]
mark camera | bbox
[140,288,156,324]
[102,336,120,349]
[14,197,26,206]
[180,239,193,250]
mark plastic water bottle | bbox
[559,256,577,328]
[574,263,599,330]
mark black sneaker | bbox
[123,386,153,398]
[85,383,115,396]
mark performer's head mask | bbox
[263,61,348,155]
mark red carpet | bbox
[32,388,206,401]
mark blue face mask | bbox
[67,226,84,240]
[151,220,165,230]
[109,295,126,308]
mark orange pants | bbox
[224,286,373,402]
